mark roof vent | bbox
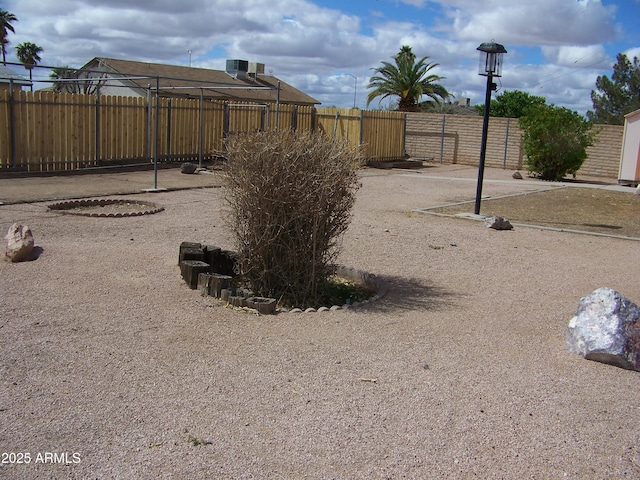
[226,59,248,79]
[248,62,265,75]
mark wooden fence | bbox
[0,90,406,172]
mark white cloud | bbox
[624,47,640,61]
[444,0,617,46]
[541,45,610,68]
[0,0,630,113]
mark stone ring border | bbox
[47,199,165,218]
[282,265,390,314]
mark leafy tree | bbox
[587,53,640,125]
[367,45,449,112]
[0,9,17,64]
[49,66,107,94]
[519,104,597,181]
[475,90,546,118]
[16,41,43,89]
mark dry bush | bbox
[223,130,362,308]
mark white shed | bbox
[619,109,640,185]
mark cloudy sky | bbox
[2,0,639,114]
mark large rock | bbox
[566,287,640,371]
[180,162,198,174]
[484,216,513,230]
[4,223,35,262]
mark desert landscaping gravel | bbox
[1,165,639,479]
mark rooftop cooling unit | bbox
[248,62,265,75]
[226,59,249,79]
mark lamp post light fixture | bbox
[343,73,357,109]
[474,41,507,215]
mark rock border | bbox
[179,241,389,314]
[48,199,164,217]
[282,265,390,314]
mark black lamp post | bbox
[474,41,507,215]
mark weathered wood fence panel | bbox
[0,91,406,172]
[361,110,406,160]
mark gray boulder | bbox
[484,216,513,230]
[180,162,198,174]
[566,287,640,371]
[4,223,35,262]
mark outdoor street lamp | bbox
[343,73,357,109]
[474,41,507,215]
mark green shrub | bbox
[223,130,362,308]
[519,104,597,181]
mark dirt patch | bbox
[426,186,640,238]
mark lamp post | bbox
[343,73,357,109]
[474,41,507,215]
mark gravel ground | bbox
[1,165,639,479]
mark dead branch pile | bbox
[223,130,362,307]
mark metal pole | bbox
[95,84,101,166]
[9,79,15,168]
[275,81,280,131]
[146,85,151,162]
[474,73,493,215]
[198,88,203,169]
[153,76,159,190]
[166,98,172,163]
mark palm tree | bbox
[367,46,450,112]
[16,41,43,90]
[0,10,17,64]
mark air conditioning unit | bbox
[248,62,265,75]
[226,59,249,79]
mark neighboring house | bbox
[0,64,32,92]
[619,109,640,185]
[64,57,320,106]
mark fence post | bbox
[153,76,159,190]
[503,118,510,169]
[292,105,298,132]
[223,103,230,138]
[198,88,204,168]
[9,79,16,168]
[95,84,101,166]
[166,98,172,163]
[275,81,280,131]
[402,113,407,158]
[359,110,364,146]
[440,115,446,164]
[146,85,151,162]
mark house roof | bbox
[0,65,32,86]
[624,109,640,120]
[80,57,320,106]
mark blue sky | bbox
[2,0,639,114]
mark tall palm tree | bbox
[0,10,18,64]
[16,41,43,90]
[367,46,449,112]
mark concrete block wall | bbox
[581,124,623,178]
[405,113,623,179]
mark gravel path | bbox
[1,166,639,479]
